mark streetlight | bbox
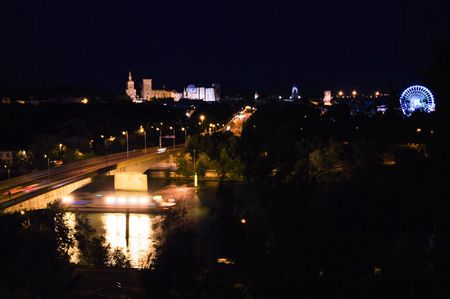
[101,135,108,165]
[352,90,357,97]
[193,149,197,187]
[181,127,187,147]
[139,125,147,154]
[122,131,129,158]
[199,114,205,133]
[156,127,162,148]
[100,135,106,154]
[43,154,50,181]
[170,126,175,149]
[240,218,249,242]
[59,143,63,159]
[4,164,10,180]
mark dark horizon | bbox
[0,0,448,96]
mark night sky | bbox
[0,0,448,96]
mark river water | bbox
[65,175,199,268]
[65,211,164,268]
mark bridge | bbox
[0,146,183,213]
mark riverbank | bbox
[70,267,145,298]
[147,170,243,181]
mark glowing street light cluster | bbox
[335,90,382,98]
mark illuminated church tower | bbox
[323,90,332,106]
[126,71,137,101]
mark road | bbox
[217,105,255,136]
[0,146,182,207]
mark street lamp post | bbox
[122,131,129,158]
[139,126,147,155]
[181,127,187,147]
[101,135,108,166]
[170,126,175,149]
[4,165,10,180]
[59,143,63,159]
[199,114,205,134]
[240,218,249,242]
[3,164,11,196]
[156,128,162,148]
[43,154,50,181]
[193,149,197,187]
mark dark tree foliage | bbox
[74,214,111,268]
[425,38,450,115]
[0,203,74,298]
[147,92,450,298]
[178,132,243,179]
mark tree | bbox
[196,152,212,176]
[74,214,110,267]
[176,153,194,177]
[110,248,131,268]
[425,38,450,115]
[0,203,74,298]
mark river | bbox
[65,175,201,268]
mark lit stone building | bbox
[323,90,332,106]
[125,71,137,101]
[126,72,220,102]
[183,84,220,102]
[140,79,181,101]
[126,72,181,102]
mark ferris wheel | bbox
[399,85,435,116]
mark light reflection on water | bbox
[66,212,163,268]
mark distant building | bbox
[140,79,181,102]
[126,72,181,102]
[323,90,332,106]
[141,79,152,99]
[125,71,137,101]
[183,84,220,102]
[0,151,13,165]
[1,97,11,104]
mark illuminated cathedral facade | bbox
[126,72,220,103]
[126,72,182,102]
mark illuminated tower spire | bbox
[126,71,137,101]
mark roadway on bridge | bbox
[217,106,255,136]
[0,146,182,209]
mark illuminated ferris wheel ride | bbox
[399,85,435,116]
